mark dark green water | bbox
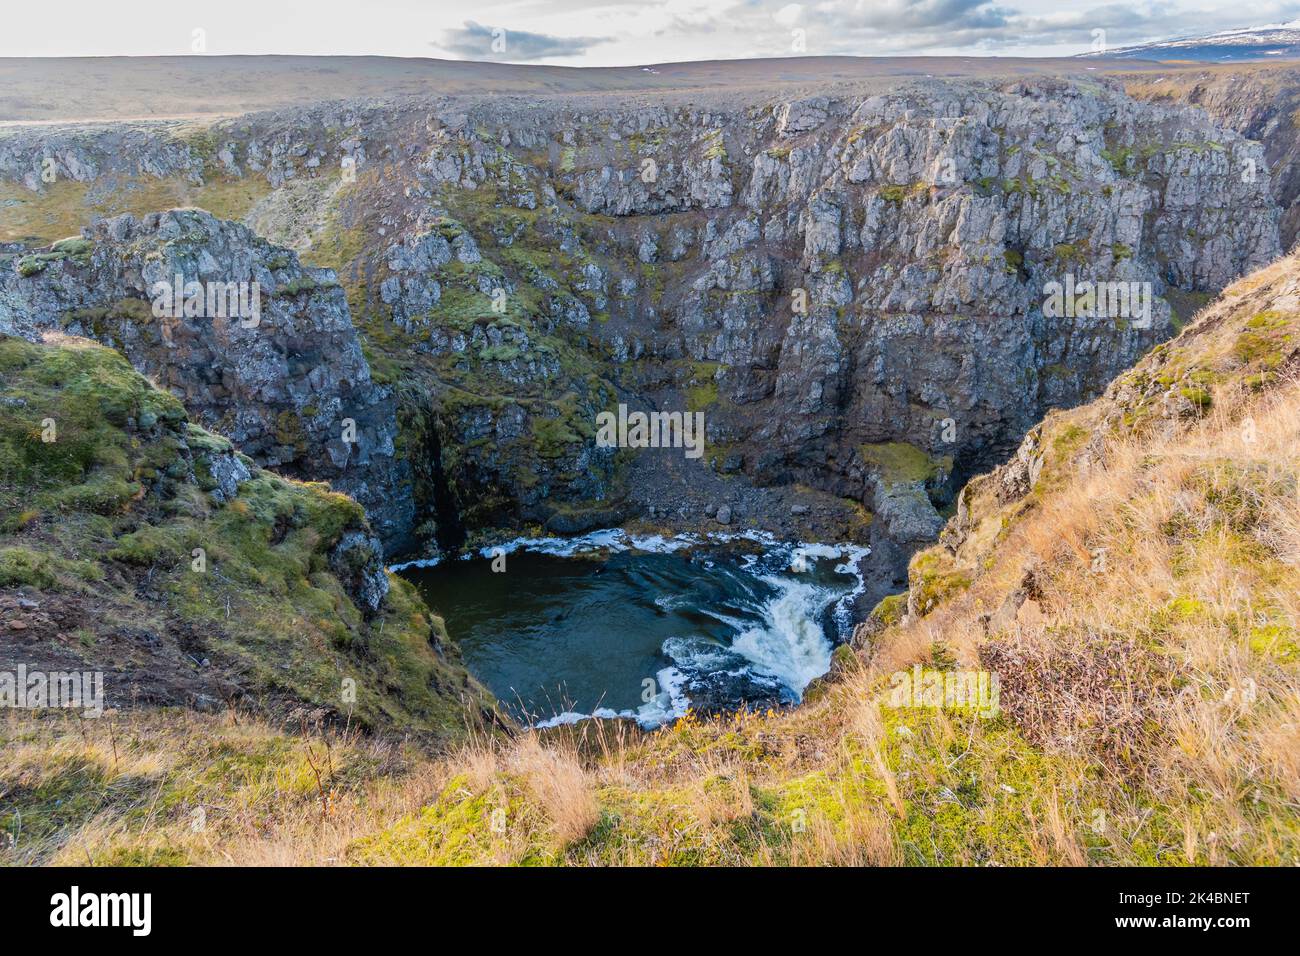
[397,531,866,727]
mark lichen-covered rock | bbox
[191,433,253,503]
[873,482,945,547]
[329,530,391,616]
[1124,66,1300,250]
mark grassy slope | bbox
[0,175,270,244]
[0,334,491,854]
[5,250,1298,866]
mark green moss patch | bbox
[0,333,489,736]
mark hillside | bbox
[5,247,1295,866]
[0,333,493,739]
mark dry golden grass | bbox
[0,709,456,866]
[685,758,755,827]
[927,381,1295,859]
[829,254,1300,864]
[506,733,601,848]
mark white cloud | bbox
[774,4,805,27]
[3,0,1299,64]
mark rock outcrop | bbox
[0,210,414,551]
[1124,66,1300,251]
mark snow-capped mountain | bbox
[1085,21,1300,62]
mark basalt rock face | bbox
[344,78,1277,552]
[0,124,203,190]
[546,80,1275,464]
[0,210,414,552]
[1124,67,1300,252]
[0,77,1283,561]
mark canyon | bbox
[1,67,1284,603]
[2,52,1299,868]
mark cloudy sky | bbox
[5,0,1300,64]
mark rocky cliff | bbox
[0,76,1282,568]
[0,210,414,551]
[1124,64,1300,251]
[6,206,1296,870]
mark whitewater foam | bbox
[728,575,834,694]
[395,527,870,729]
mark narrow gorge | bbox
[0,71,1285,724]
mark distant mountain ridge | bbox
[1088,21,1300,62]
